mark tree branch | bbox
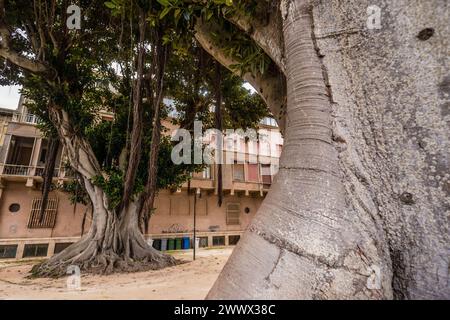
[121,8,146,211]
[0,2,49,74]
[224,9,286,73]
[0,47,48,74]
[194,19,287,132]
[185,0,285,72]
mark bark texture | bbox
[308,0,450,299]
[206,0,449,299]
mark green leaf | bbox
[157,0,170,7]
[104,1,116,9]
[160,7,171,19]
[174,8,181,19]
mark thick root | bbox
[30,240,179,278]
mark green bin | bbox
[168,238,175,251]
[161,239,167,251]
[175,238,182,250]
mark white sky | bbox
[0,85,21,109]
[243,82,256,93]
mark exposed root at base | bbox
[30,249,180,278]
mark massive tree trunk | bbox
[33,184,175,277]
[206,0,449,299]
[208,0,391,300]
[32,108,176,277]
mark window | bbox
[23,244,48,258]
[226,203,240,225]
[258,133,271,156]
[54,242,74,254]
[261,164,272,185]
[260,117,278,127]
[213,236,225,246]
[276,144,283,157]
[233,163,245,181]
[0,245,18,259]
[39,148,47,163]
[170,195,189,215]
[229,235,241,245]
[225,136,235,151]
[199,237,208,248]
[27,198,58,229]
[247,164,259,182]
[237,137,246,152]
[202,166,211,179]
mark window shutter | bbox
[233,164,245,181]
[27,197,58,228]
[170,195,189,215]
[247,164,259,182]
[226,203,240,225]
[261,164,272,185]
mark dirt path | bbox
[0,248,232,300]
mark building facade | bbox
[0,99,282,260]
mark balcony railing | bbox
[0,164,62,178]
[1,164,32,176]
[34,167,60,178]
[11,113,39,125]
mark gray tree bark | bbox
[205,0,449,299]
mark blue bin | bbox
[161,238,168,251]
[182,237,190,249]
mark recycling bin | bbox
[195,237,200,249]
[168,238,175,251]
[182,237,190,249]
[175,238,182,250]
[161,239,168,251]
[152,239,161,251]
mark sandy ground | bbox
[0,247,232,300]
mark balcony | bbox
[260,117,278,127]
[0,164,66,180]
[11,113,39,125]
[34,167,61,177]
[1,164,32,176]
[183,163,274,196]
